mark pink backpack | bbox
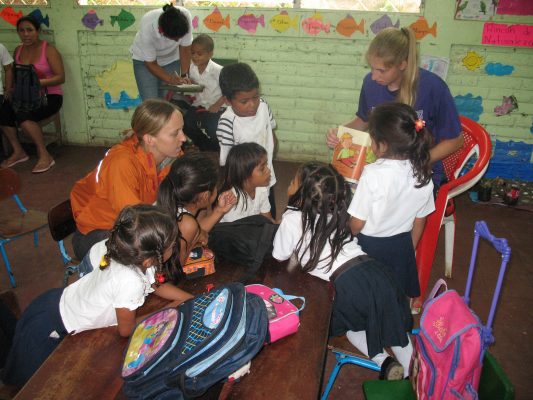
[412,279,483,399]
[412,221,511,399]
[245,284,305,343]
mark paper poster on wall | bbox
[455,0,495,20]
[204,8,230,32]
[29,9,49,27]
[302,13,331,35]
[110,9,135,31]
[269,11,299,33]
[335,15,364,37]
[82,10,104,30]
[409,17,436,40]
[496,0,533,16]
[482,23,533,48]
[237,13,264,34]
[0,7,23,26]
[420,55,449,80]
[494,95,518,116]
[370,15,399,34]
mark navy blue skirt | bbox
[1,288,67,387]
[330,257,413,358]
[357,232,420,298]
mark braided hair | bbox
[288,162,353,274]
[101,204,179,284]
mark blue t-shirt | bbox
[356,68,462,184]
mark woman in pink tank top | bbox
[0,15,64,173]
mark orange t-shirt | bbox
[70,136,170,234]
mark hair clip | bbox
[155,272,167,285]
[99,256,109,270]
[415,118,426,133]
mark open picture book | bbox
[331,126,376,183]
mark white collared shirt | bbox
[130,6,193,66]
[189,59,223,108]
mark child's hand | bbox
[215,190,237,214]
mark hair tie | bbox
[415,118,426,133]
[99,255,109,270]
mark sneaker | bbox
[379,356,404,380]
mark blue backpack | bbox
[121,283,268,399]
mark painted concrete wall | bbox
[1,0,532,178]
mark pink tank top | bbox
[16,40,63,95]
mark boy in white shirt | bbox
[216,62,277,217]
[183,34,225,151]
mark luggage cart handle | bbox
[465,220,511,331]
[475,221,511,261]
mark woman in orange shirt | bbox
[70,98,186,260]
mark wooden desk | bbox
[15,258,332,400]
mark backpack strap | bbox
[272,288,306,313]
[425,278,447,305]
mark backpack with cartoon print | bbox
[122,282,268,399]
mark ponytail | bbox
[366,27,419,107]
[368,102,432,187]
[398,27,418,107]
[410,124,433,188]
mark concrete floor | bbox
[0,145,531,399]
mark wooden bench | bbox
[14,257,333,400]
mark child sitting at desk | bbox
[273,163,413,380]
[183,34,225,152]
[216,62,277,218]
[157,152,236,267]
[1,205,193,387]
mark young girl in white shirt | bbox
[2,204,193,387]
[219,142,272,223]
[348,102,435,298]
[273,162,413,379]
[157,152,236,267]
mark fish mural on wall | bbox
[110,9,135,31]
[237,13,264,34]
[409,17,436,40]
[302,13,330,36]
[269,11,299,33]
[104,91,141,110]
[204,8,230,32]
[462,51,484,71]
[96,59,140,110]
[336,14,364,37]
[485,62,514,76]
[454,93,483,121]
[0,7,23,27]
[494,95,518,116]
[192,15,199,29]
[370,15,399,34]
[82,10,104,30]
[29,9,49,28]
